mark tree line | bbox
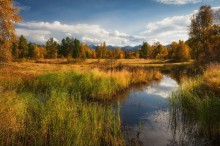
[11,35,191,61]
[0,1,220,63]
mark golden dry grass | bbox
[203,64,220,92]
[0,61,163,100]
[0,59,192,78]
[0,61,91,79]
[91,68,162,89]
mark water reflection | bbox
[117,75,179,146]
[160,64,203,83]
[145,76,178,98]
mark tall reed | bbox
[0,91,124,145]
[169,64,220,145]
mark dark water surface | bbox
[116,75,179,146]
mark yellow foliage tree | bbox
[0,0,21,61]
[171,41,191,62]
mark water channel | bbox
[116,75,180,146]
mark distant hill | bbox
[88,44,97,50]
[88,44,142,51]
[121,45,142,51]
[165,44,172,48]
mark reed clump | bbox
[0,91,124,146]
[169,64,220,145]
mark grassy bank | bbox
[0,91,123,146]
[0,63,162,145]
[169,64,220,145]
[1,68,162,100]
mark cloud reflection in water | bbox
[145,75,178,98]
[119,75,179,146]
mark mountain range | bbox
[89,45,142,51]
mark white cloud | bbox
[140,14,192,44]
[16,28,50,42]
[16,21,144,46]
[82,37,101,44]
[140,6,220,44]
[15,15,191,45]
[66,33,72,36]
[110,30,129,37]
[156,0,205,5]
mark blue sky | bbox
[15,0,220,46]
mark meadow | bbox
[0,59,163,145]
[0,59,219,145]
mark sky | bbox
[15,0,220,46]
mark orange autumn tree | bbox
[0,0,21,61]
[189,5,214,63]
[172,41,191,62]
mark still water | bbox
[117,75,179,146]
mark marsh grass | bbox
[1,68,162,100]
[169,64,220,145]
[0,91,124,146]
[0,66,162,145]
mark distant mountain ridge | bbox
[89,45,142,51]
[88,44,173,51]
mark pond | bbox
[115,75,179,146]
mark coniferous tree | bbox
[28,43,35,59]
[73,39,81,58]
[60,37,74,58]
[45,38,59,58]
[18,35,29,58]
[11,42,19,59]
[140,42,149,58]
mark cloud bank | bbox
[15,14,191,46]
[140,14,192,44]
[16,21,144,46]
[16,6,220,46]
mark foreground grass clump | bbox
[169,64,220,145]
[0,91,124,146]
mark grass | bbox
[0,59,191,78]
[0,91,124,146]
[1,67,162,100]
[169,64,220,145]
[203,64,220,93]
[0,61,163,145]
